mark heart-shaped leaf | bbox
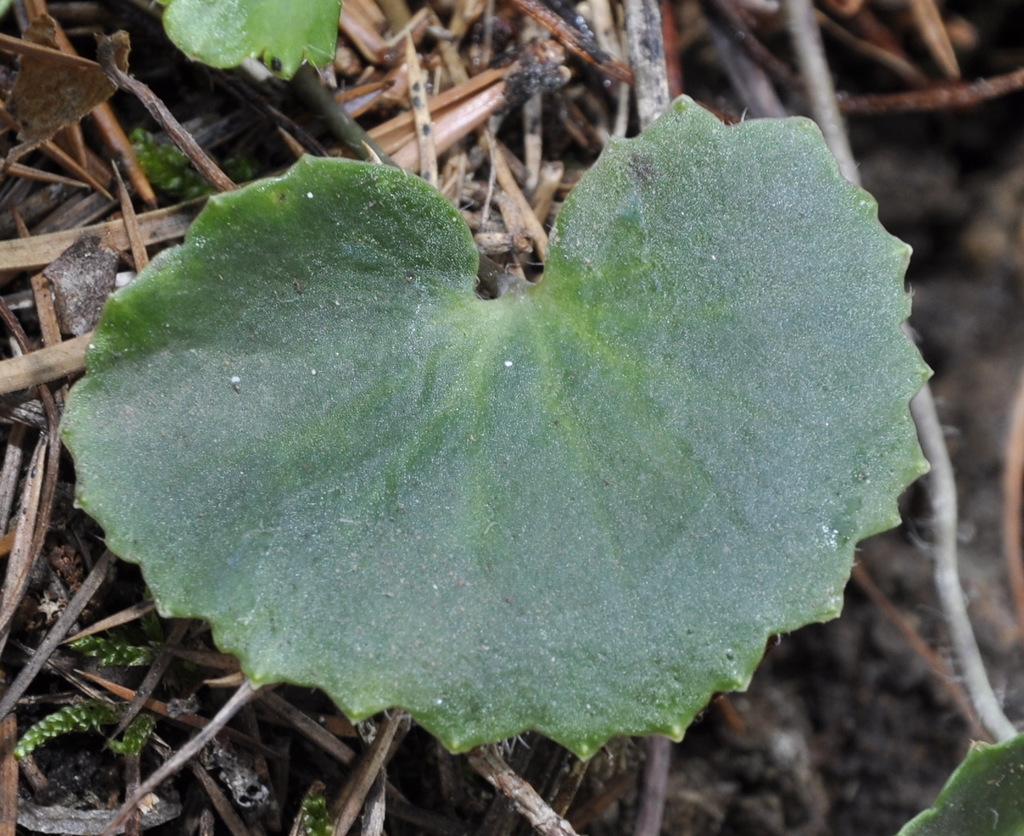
[62,98,928,756]
[159,0,339,77]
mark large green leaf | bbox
[62,98,928,756]
[897,734,1024,836]
[160,0,339,77]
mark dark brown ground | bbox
[3,1,1024,834]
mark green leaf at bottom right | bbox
[897,733,1024,836]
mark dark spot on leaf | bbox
[627,151,657,186]
[270,56,283,73]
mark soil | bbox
[2,1,1024,835]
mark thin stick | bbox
[0,549,116,722]
[907,0,959,79]
[290,64,396,165]
[3,161,89,189]
[783,0,858,184]
[0,426,27,535]
[101,679,263,836]
[851,562,986,739]
[113,164,149,271]
[63,600,157,643]
[913,385,1018,741]
[96,33,236,193]
[0,200,201,272]
[0,439,45,657]
[29,272,61,347]
[1003,366,1024,640]
[258,690,357,767]
[505,0,632,84]
[784,0,1017,746]
[633,736,671,836]
[28,140,112,199]
[190,764,251,836]
[485,137,549,261]
[623,0,670,128]
[548,755,588,817]
[76,670,273,753]
[0,707,18,836]
[110,620,190,737]
[361,770,387,836]
[468,745,579,836]
[0,29,100,68]
[331,713,405,835]
[390,83,507,170]
[706,11,786,118]
[0,332,92,395]
[404,35,439,186]
[839,66,1024,114]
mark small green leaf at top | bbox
[159,0,339,77]
[61,97,928,757]
[896,733,1024,836]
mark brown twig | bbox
[548,755,588,818]
[101,679,263,836]
[28,273,61,347]
[190,764,251,836]
[468,745,579,836]
[3,161,90,189]
[0,707,18,836]
[701,0,802,90]
[907,0,959,79]
[633,736,671,836]
[76,670,273,755]
[851,562,987,739]
[0,440,45,660]
[568,771,635,831]
[0,428,27,537]
[96,33,236,193]
[110,620,190,737]
[705,8,786,117]
[0,297,62,660]
[0,29,100,67]
[113,164,149,271]
[63,600,157,642]
[839,66,1024,114]
[258,690,357,767]
[0,333,92,395]
[484,136,549,261]
[0,550,117,723]
[815,10,930,88]
[389,82,507,169]
[0,199,201,272]
[331,713,407,835]
[0,713,15,836]
[24,140,112,200]
[505,0,633,84]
